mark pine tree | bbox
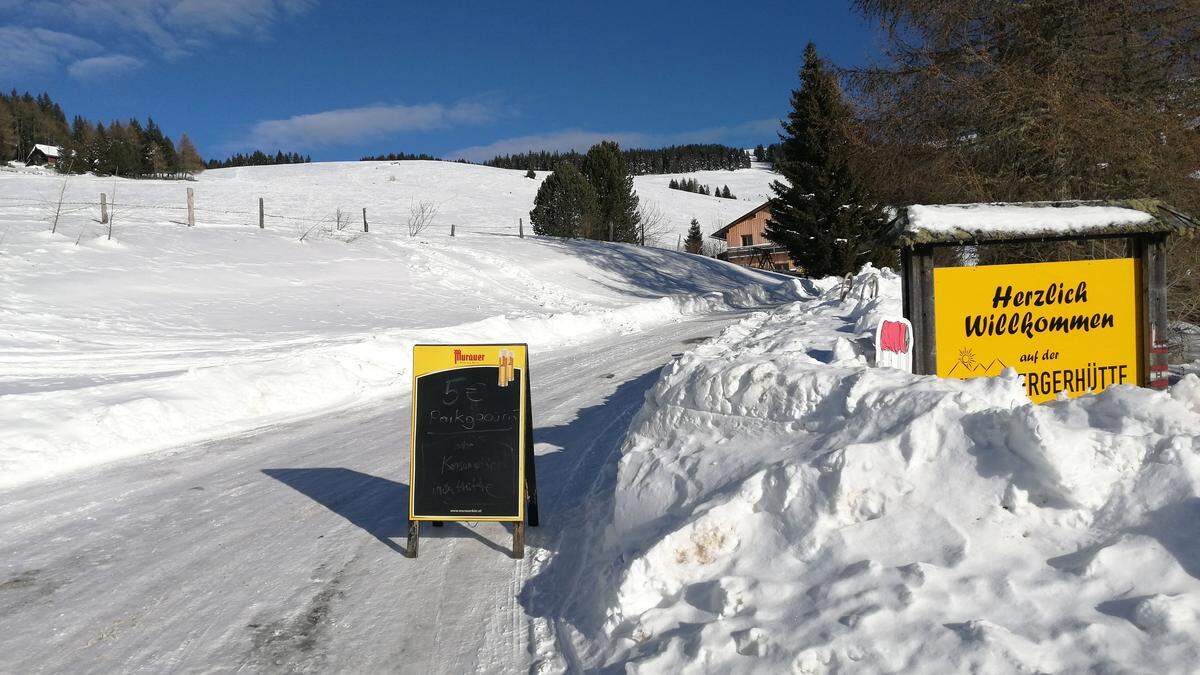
[753,144,765,162]
[669,178,678,189]
[0,98,13,162]
[722,185,734,199]
[765,42,890,277]
[684,218,704,254]
[529,162,599,238]
[581,140,640,242]
[525,168,536,179]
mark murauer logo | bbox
[453,349,485,364]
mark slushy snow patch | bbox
[549,267,1200,673]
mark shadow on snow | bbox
[261,468,511,556]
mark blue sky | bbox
[0,1,878,162]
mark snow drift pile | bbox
[568,267,1200,673]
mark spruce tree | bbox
[765,43,890,277]
[525,168,536,179]
[684,218,704,254]
[581,140,640,242]
[529,162,599,238]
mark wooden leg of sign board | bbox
[524,361,540,527]
[513,521,525,559]
[406,520,419,558]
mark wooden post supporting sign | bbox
[900,244,936,375]
[1133,233,1170,389]
[186,188,195,227]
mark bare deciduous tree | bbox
[635,202,673,248]
[408,200,439,237]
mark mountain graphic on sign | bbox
[946,347,1007,376]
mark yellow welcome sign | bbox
[933,258,1142,403]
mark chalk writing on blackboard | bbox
[409,347,528,521]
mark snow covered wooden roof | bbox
[31,144,60,158]
[891,200,1197,246]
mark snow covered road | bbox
[0,311,746,673]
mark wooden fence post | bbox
[519,218,524,238]
[362,207,368,233]
[100,193,108,224]
[258,198,264,229]
[186,188,194,227]
[450,223,455,237]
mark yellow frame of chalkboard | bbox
[408,343,528,522]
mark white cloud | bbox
[0,26,99,77]
[238,101,500,150]
[4,0,316,69]
[447,119,779,162]
[166,0,314,39]
[67,54,145,80]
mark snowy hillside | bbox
[0,162,788,488]
[537,268,1200,673]
[1,159,776,246]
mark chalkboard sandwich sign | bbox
[407,344,539,558]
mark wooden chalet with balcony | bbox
[710,201,799,273]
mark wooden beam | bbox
[902,246,937,375]
[1134,234,1169,389]
[914,246,936,375]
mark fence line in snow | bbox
[0,191,528,239]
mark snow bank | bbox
[566,267,1200,673]
[0,162,798,488]
[0,280,806,489]
[906,202,1154,238]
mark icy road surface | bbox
[0,312,744,672]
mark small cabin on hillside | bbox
[710,201,798,272]
[26,144,60,167]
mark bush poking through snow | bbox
[407,200,439,237]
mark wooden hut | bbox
[26,144,60,167]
